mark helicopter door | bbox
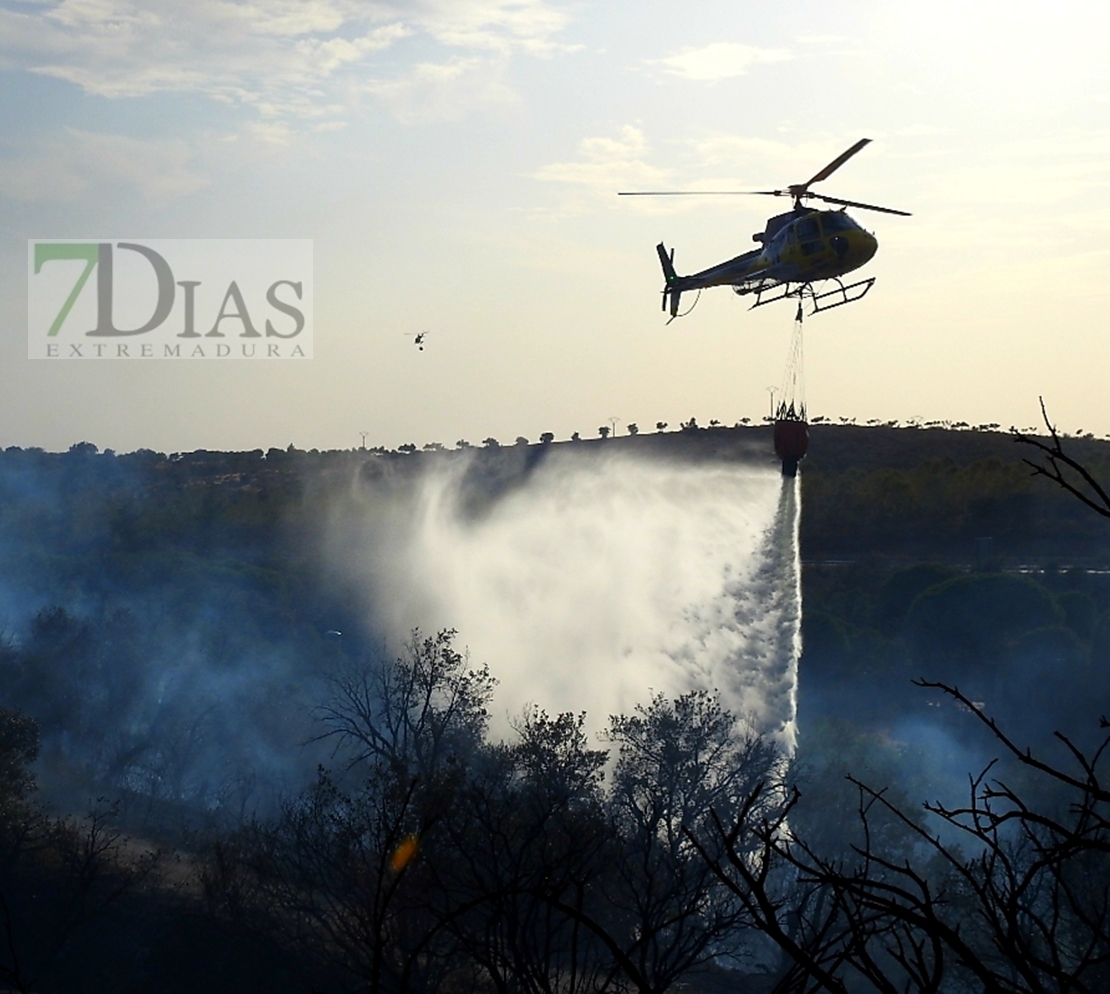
[795,216,824,256]
[819,214,851,259]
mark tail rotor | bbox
[657,242,682,320]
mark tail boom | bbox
[656,241,767,320]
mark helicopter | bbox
[618,138,910,321]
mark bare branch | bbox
[1012,397,1110,519]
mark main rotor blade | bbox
[617,190,780,196]
[801,138,871,188]
[811,192,911,216]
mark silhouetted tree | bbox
[1015,397,1110,520]
[532,692,781,994]
[691,688,1110,992]
[315,629,496,780]
[438,709,616,994]
[209,631,495,992]
[206,763,454,994]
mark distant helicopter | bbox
[618,139,910,321]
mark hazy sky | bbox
[3,0,1110,452]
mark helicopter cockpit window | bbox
[796,217,819,239]
[821,213,853,233]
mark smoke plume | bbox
[335,449,802,748]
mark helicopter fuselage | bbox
[691,208,876,290]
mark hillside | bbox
[801,424,1110,563]
[4,424,1110,573]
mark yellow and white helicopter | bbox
[619,139,910,321]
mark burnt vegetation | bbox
[0,424,1109,991]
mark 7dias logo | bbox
[28,239,313,359]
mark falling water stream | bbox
[354,450,803,748]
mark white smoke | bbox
[340,449,802,749]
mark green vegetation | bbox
[0,426,1108,991]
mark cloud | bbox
[246,120,295,145]
[365,55,521,123]
[1,3,411,106]
[648,42,791,81]
[415,0,574,56]
[686,134,801,171]
[0,127,208,203]
[533,126,670,192]
[0,0,574,126]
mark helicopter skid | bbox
[736,275,876,315]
